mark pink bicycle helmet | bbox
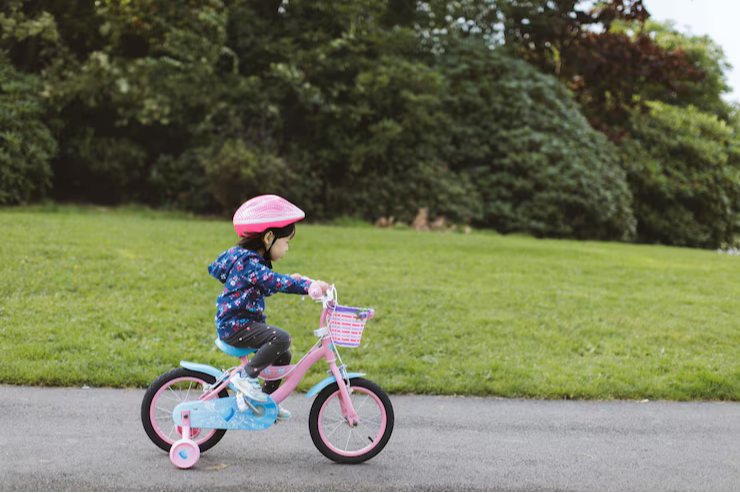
[233,194,305,236]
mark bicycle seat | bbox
[214,338,257,357]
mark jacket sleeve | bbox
[245,258,312,295]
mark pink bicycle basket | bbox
[326,302,375,348]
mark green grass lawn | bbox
[1,205,739,400]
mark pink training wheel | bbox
[170,439,200,469]
[176,425,203,440]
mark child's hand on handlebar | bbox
[307,280,331,299]
[291,274,329,290]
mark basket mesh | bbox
[326,303,374,347]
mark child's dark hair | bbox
[237,223,296,258]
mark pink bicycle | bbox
[140,285,394,468]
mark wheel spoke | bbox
[158,394,181,404]
[353,394,371,413]
[325,419,346,438]
[344,429,352,451]
[155,415,173,425]
[356,426,379,440]
[168,386,185,403]
[184,381,197,402]
[330,404,344,421]
[351,427,369,445]
[359,416,381,427]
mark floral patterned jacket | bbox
[208,247,312,340]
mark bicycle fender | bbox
[179,360,240,392]
[305,373,366,398]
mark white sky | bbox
[644,0,740,103]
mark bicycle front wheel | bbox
[308,378,394,463]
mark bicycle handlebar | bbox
[302,277,334,304]
[308,282,324,300]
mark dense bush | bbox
[621,101,740,248]
[4,0,739,249]
[147,150,214,213]
[0,59,57,205]
[201,138,306,215]
[222,0,481,224]
[295,56,481,224]
[439,41,635,240]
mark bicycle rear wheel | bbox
[141,367,229,453]
[308,378,394,463]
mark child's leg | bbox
[262,349,291,395]
[223,322,292,379]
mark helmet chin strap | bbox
[261,225,293,264]
[263,232,276,261]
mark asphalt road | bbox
[1,385,739,491]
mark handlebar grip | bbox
[308,282,324,300]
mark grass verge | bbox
[1,206,738,400]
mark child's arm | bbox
[247,259,312,295]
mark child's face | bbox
[270,236,291,262]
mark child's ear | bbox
[263,231,275,247]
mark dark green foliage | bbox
[439,41,635,240]
[19,0,232,208]
[223,0,480,223]
[0,58,57,204]
[148,151,214,213]
[200,139,313,215]
[2,0,739,248]
[621,102,740,249]
[309,56,480,223]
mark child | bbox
[208,194,329,420]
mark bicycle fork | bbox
[326,348,361,427]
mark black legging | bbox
[223,321,292,394]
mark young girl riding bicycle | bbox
[141,193,393,466]
[208,194,329,421]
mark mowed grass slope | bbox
[1,207,738,400]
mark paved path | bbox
[1,386,739,491]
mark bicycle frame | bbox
[196,290,363,426]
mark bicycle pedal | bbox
[236,392,259,414]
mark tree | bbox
[438,39,635,240]
[613,19,735,122]
[498,0,649,74]
[498,0,705,139]
[0,58,57,204]
[30,0,233,206]
[0,0,59,204]
[621,101,740,248]
[571,30,705,138]
[222,0,480,222]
